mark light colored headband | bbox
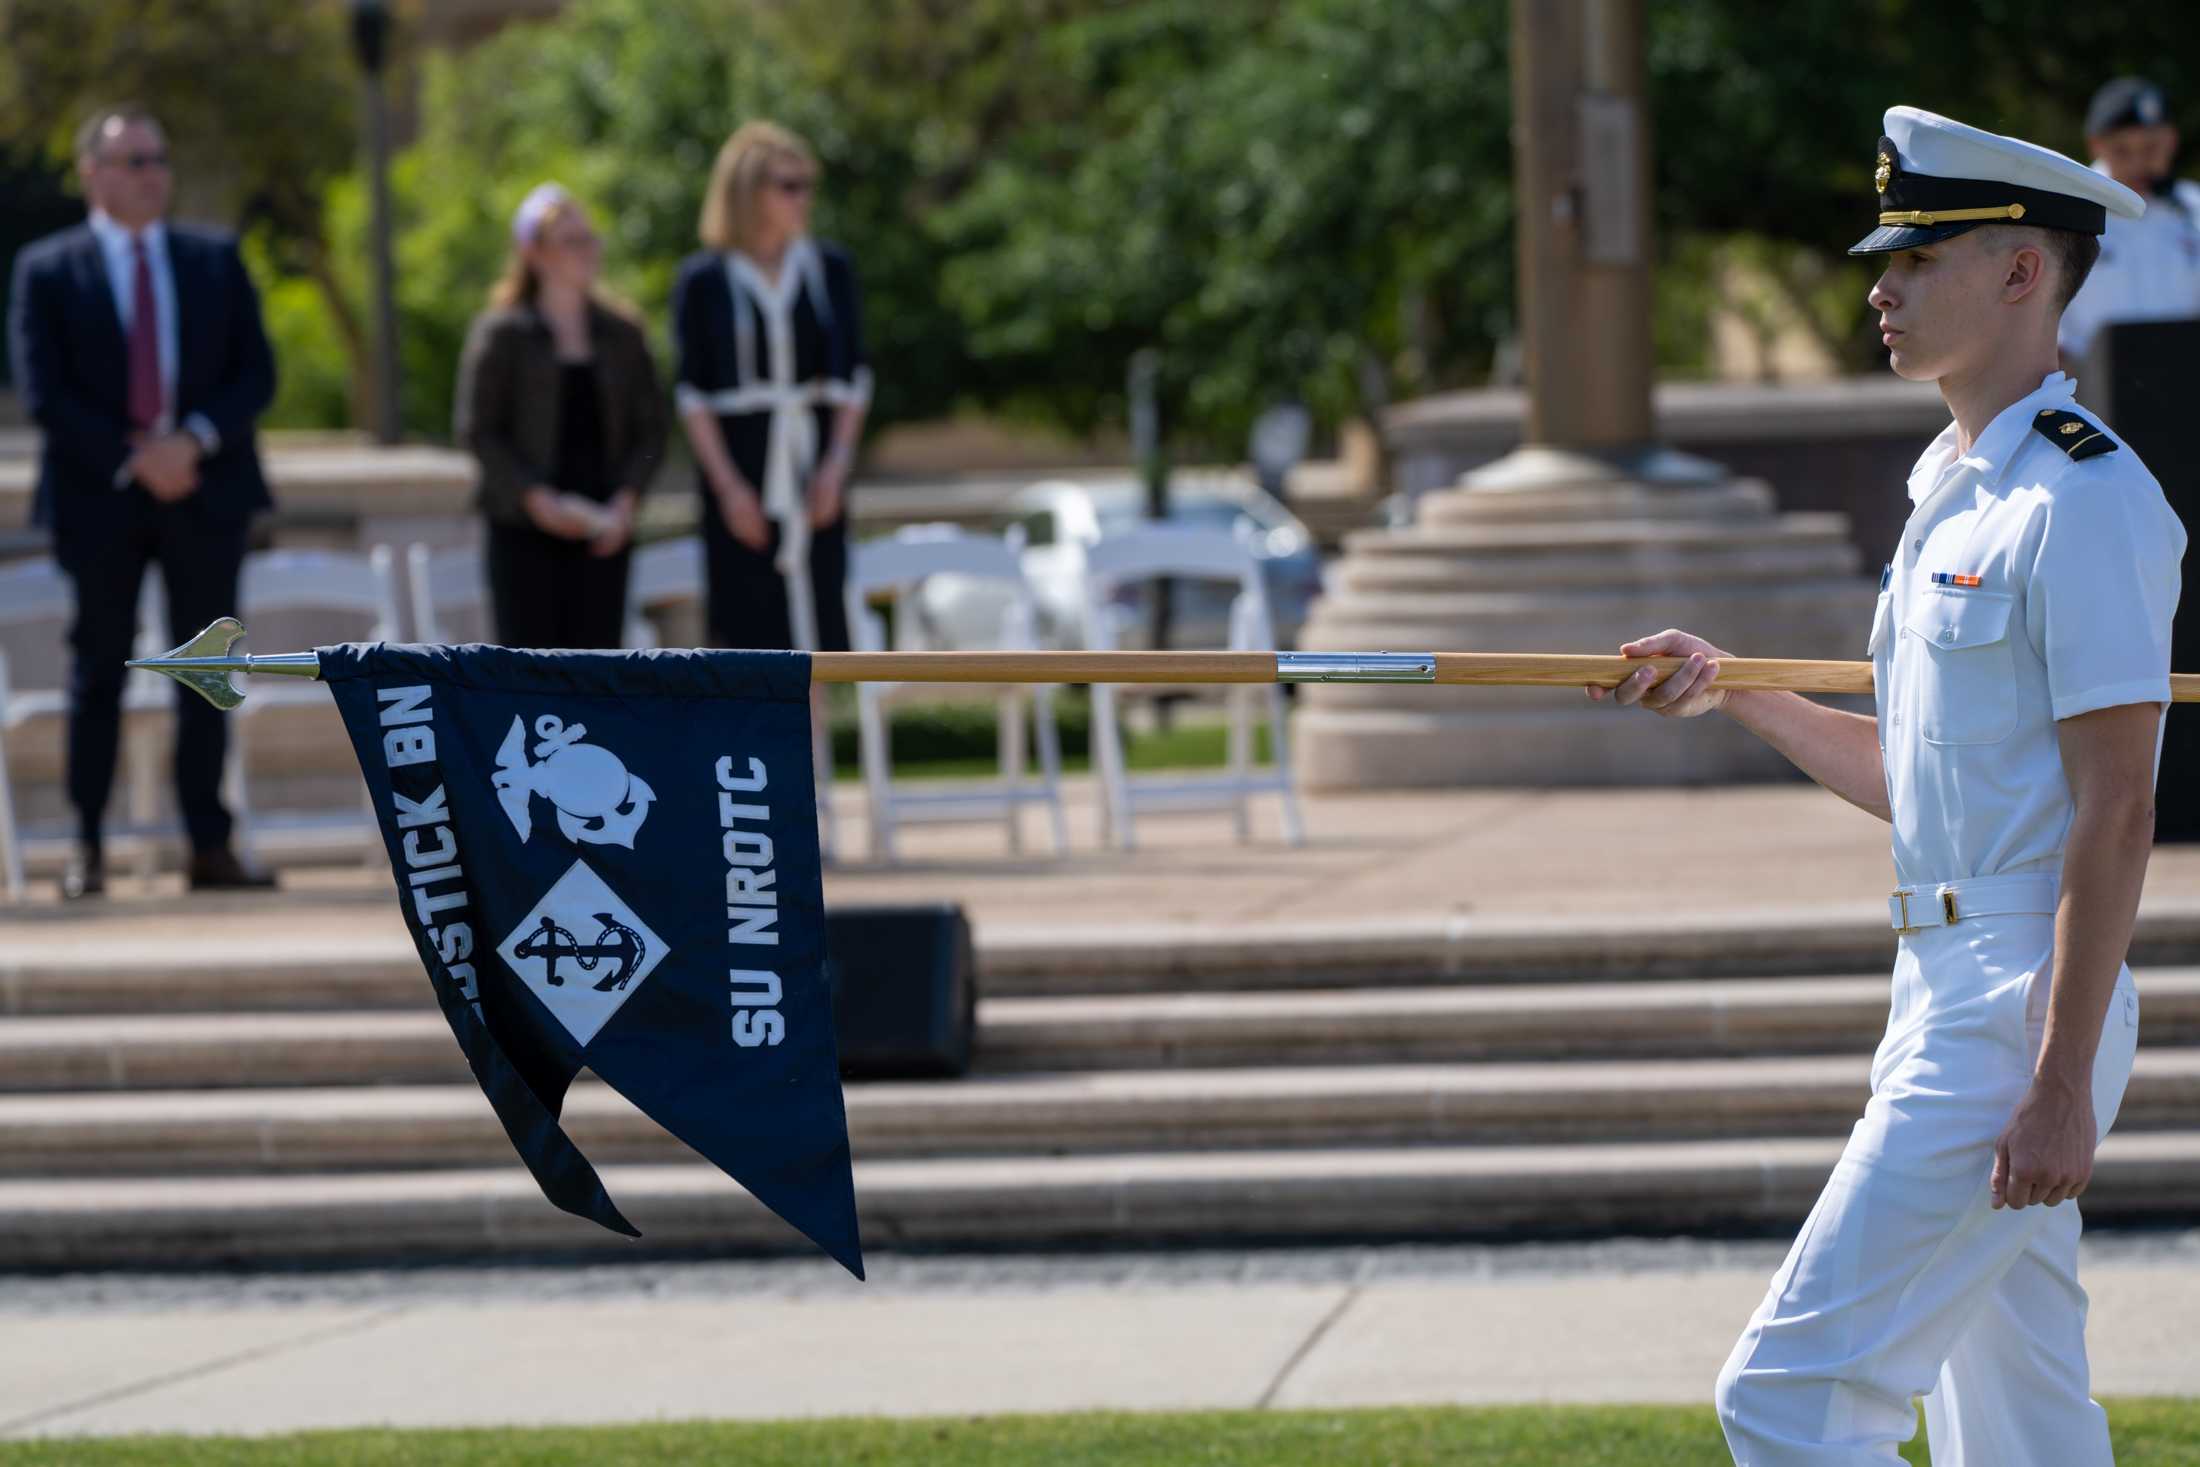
[511,183,574,245]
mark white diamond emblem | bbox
[497,860,670,1047]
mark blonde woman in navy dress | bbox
[672,121,869,658]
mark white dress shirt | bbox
[86,209,218,458]
[2057,164,2200,361]
[1869,372,2185,886]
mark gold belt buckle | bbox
[1894,887,1961,936]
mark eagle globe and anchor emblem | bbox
[489,712,670,1045]
[492,713,655,847]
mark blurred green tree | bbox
[328,0,810,436]
[0,0,369,410]
[315,0,1018,438]
[20,0,2197,450]
[1650,0,2200,370]
[934,0,1513,455]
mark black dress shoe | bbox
[61,847,105,901]
[188,847,278,891]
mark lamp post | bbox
[350,0,402,444]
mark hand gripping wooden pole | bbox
[130,618,2200,709]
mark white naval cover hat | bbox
[1849,105,2147,255]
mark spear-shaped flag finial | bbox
[127,617,324,710]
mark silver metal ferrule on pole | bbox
[1275,652,1436,683]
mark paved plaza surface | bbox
[5,1233,2199,1438]
[6,780,2200,1438]
[17,777,2200,941]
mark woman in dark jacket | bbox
[672,121,869,654]
[455,184,667,648]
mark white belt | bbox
[678,374,871,649]
[1889,873,2059,935]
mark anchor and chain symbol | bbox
[511,912,649,992]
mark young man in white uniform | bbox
[1592,107,2183,1464]
[2058,77,2200,367]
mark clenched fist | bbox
[1585,628,1734,718]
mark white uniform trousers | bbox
[1715,905,2141,1465]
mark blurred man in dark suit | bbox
[7,106,277,897]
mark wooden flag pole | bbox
[813,650,1886,695]
[129,618,2200,709]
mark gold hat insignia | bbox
[1875,151,1892,194]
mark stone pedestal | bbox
[1291,452,1875,789]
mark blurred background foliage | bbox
[5,0,2200,452]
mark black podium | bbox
[824,904,977,1078]
[2085,319,2200,840]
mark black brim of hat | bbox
[1847,220,1992,255]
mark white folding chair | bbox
[1083,525,1305,851]
[405,542,491,644]
[844,525,1068,862]
[0,561,78,898]
[625,534,705,650]
[0,559,169,897]
[228,547,404,863]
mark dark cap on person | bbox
[1850,105,2146,255]
[2087,77,2169,137]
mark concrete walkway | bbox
[4,1235,2198,1438]
[14,779,2200,945]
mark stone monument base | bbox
[1292,450,1876,789]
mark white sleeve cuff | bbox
[182,413,220,456]
[675,383,709,415]
[2052,678,2172,721]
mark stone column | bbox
[1513,0,1654,456]
[1291,0,1873,788]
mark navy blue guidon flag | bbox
[318,642,861,1278]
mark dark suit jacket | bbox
[454,299,667,527]
[6,221,276,558]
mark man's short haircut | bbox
[1984,223,2101,313]
[74,105,160,162]
[2042,228,2103,311]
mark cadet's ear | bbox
[2002,239,2050,305]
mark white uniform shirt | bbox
[86,209,179,433]
[2057,166,2200,361]
[1870,372,2185,886]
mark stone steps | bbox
[7,1130,2199,1269]
[1338,513,1855,554]
[1333,540,1854,594]
[7,973,2200,1091]
[981,974,2200,1068]
[13,911,2200,1009]
[5,1051,2198,1177]
[15,908,2200,1270]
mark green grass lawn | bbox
[5,1400,2197,1465]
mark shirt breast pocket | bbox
[1902,586,2019,745]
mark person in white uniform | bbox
[2058,77,2200,367]
[1592,107,2183,1464]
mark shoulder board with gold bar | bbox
[2031,408,2118,461]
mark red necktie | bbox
[127,235,163,433]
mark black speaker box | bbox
[2086,320,2200,840]
[824,904,977,1078]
